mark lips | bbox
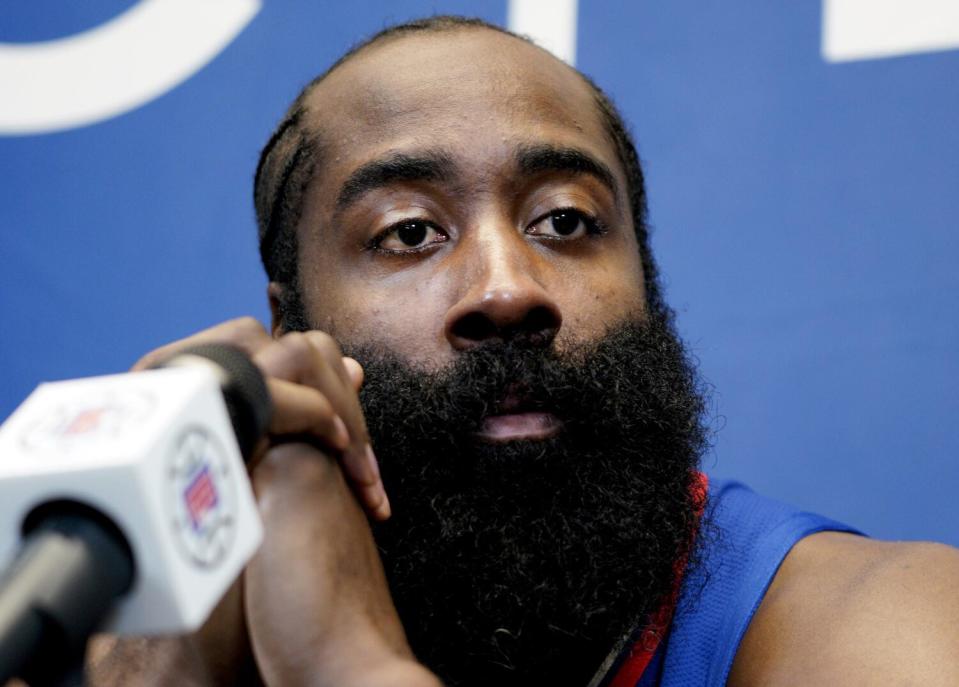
[476,411,562,442]
[475,389,562,442]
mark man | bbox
[89,16,959,686]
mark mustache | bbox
[345,315,708,455]
[346,329,612,434]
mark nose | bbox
[444,231,562,350]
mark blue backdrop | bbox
[2,3,956,545]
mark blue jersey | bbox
[629,479,862,686]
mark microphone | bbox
[0,344,270,684]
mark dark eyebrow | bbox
[335,151,456,211]
[516,144,620,204]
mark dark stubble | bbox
[338,315,709,687]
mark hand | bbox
[244,442,441,687]
[133,317,389,519]
[88,317,391,686]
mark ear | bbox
[267,282,287,338]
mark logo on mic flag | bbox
[167,426,237,568]
[20,389,156,453]
[183,465,219,531]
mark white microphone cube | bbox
[0,366,263,634]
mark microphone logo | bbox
[184,465,219,532]
[166,425,237,568]
[19,389,156,452]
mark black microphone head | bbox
[161,344,272,462]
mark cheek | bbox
[555,295,644,351]
[317,268,455,367]
[552,250,647,347]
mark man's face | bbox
[288,29,647,374]
[279,29,705,687]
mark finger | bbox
[335,356,386,517]
[132,317,271,371]
[302,333,373,455]
[300,334,382,497]
[266,379,350,452]
[342,357,364,391]
[295,338,386,518]
[360,481,392,522]
[305,331,351,380]
[253,333,384,499]
[253,331,341,385]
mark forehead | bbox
[301,28,619,186]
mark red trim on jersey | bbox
[608,472,709,687]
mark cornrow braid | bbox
[253,15,669,330]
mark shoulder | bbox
[729,531,959,686]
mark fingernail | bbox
[332,416,349,450]
[362,482,389,520]
[377,487,391,520]
[365,444,381,482]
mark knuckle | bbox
[305,330,342,358]
[226,316,266,343]
[279,331,313,360]
[133,348,165,370]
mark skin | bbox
[278,29,647,368]
[729,533,959,686]
[80,27,959,687]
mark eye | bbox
[372,219,448,253]
[526,208,605,240]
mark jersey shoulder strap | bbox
[654,479,862,687]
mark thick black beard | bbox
[343,317,708,687]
